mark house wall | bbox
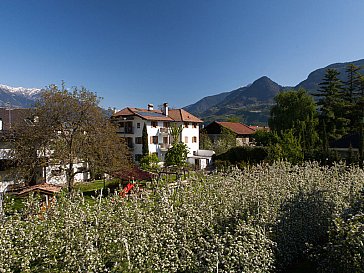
[44,162,90,185]
[180,122,199,157]
[115,116,200,162]
[236,137,250,146]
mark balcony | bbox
[159,143,171,152]
[159,127,169,135]
[116,127,134,134]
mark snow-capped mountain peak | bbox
[0,84,42,98]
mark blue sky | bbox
[0,0,363,110]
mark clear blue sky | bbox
[0,0,363,110]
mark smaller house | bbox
[187,149,215,170]
[203,121,256,146]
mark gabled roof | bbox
[168,109,203,123]
[113,107,203,123]
[206,121,256,135]
[17,183,62,197]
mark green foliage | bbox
[269,88,319,156]
[268,130,304,164]
[316,68,350,144]
[213,146,268,166]
[169,124,183,144]
[164,142,189,167]
[253,130,278,146]
[142,123,149,156]
[199,129,213,150]
[214,127,236,155]
[139,153,160,171]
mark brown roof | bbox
[17,183,62,196]
[168,109,203,123]
[216,121,256,135]
[113,107,202,123]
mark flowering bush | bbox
[0,161,363,272]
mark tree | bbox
[11,84,130,192]
[142,123,149,156]
[253,130,278,147]
[140,153,159,171]
[165,124,189,167]
[269,88,319,157]
[199,129,213,150]
[214,127,236,155]
[268,130,304,164]
[164,142,189,167]
[315,69,349,144]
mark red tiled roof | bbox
[113,107,202,123]
[17,183,62,196]
[216,122,256,135]
[168,109,203,123]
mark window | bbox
[192,136,197,143]
[163,136,168,144]
[151,121,158,127]
[119,122,124,128]
[137,123,141,128]
[192,123,197,128]
[135,137,142,144]
[51,168,62,176]
[150,136,158,144]
[163,122,170,128]
[184,136,188,143]
[184,122,189,128]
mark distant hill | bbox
[185,76,282,125]
[0,84,42,108]
[296,59,364,93]
[184,91,231,116]
[185,59,364,125]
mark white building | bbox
[112,103,205,165]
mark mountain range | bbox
[184,59,364,125]
[1,59,363,123]
[0,84,42,108]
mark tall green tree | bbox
[343,64,362,131]
[214,127,236,155]
[11,84,130,191]
[142,123,149,156]
[199,129,213,150]
[164,142,189,167]
[269,88,319,157]
[315,69,349,145]
[268,130,304,164]
[165,124,188,167]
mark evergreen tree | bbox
[344,64,362,131]
[315,69,349,144]
[142,123,149,156]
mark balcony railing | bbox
[116,127,134,134]
[159,127,169,134]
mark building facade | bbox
[112,103,203,163]
[204,121,256,146]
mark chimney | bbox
[163,102,168,116]
[148,103,154,111]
